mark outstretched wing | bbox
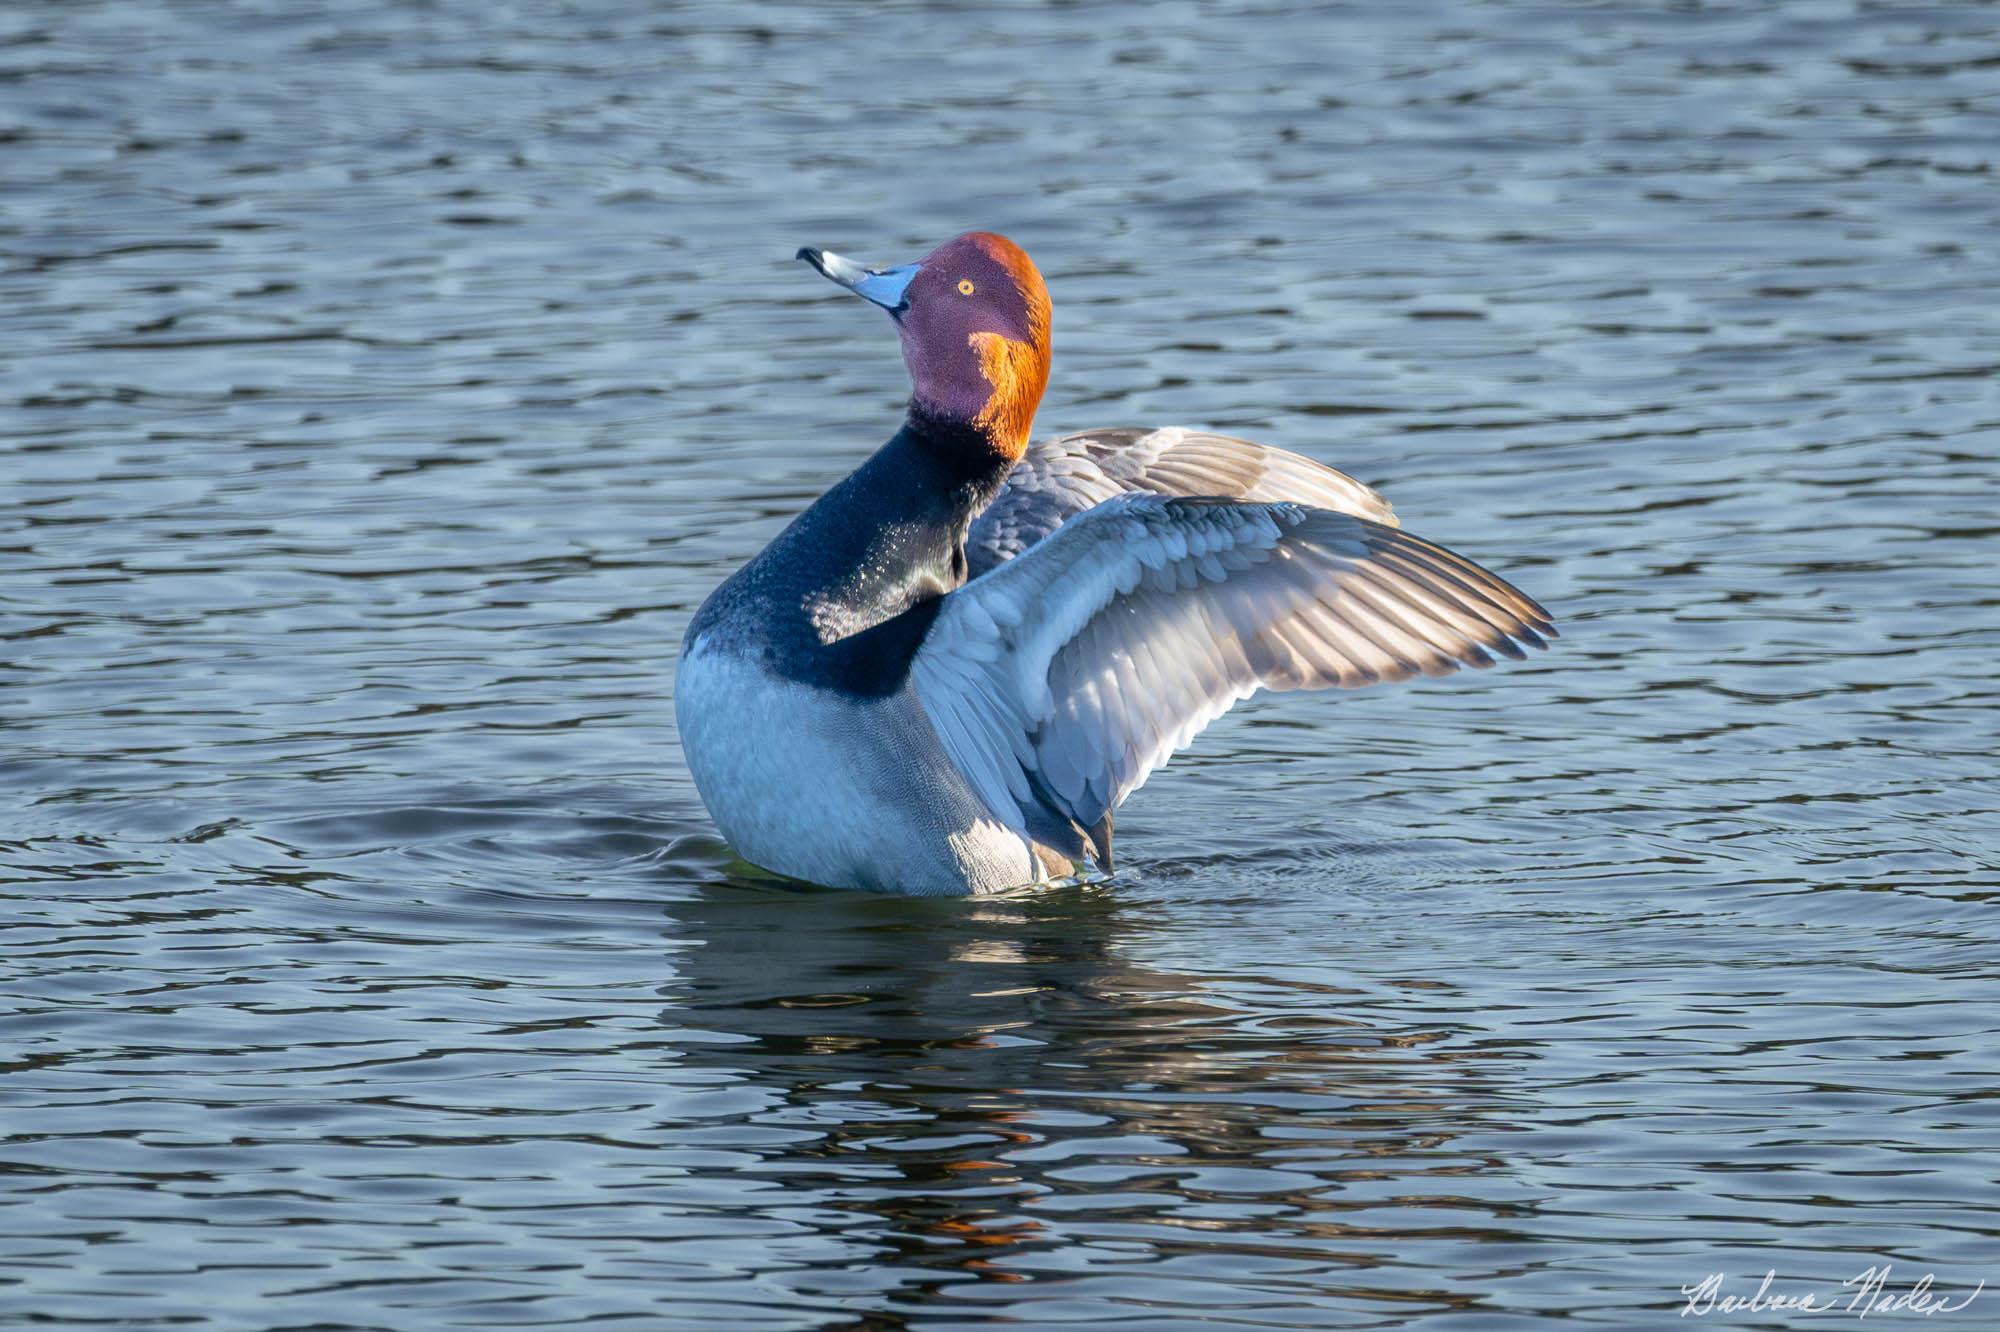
[965,427,1399,577]
[913,494,1554,866]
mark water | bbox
[5,0,1998,1326]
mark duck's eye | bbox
[958,279,976,296]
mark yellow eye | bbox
[958,279,976,295]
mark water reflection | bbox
[657,882,1520,1313]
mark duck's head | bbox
[799,231,1051,462]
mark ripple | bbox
[4,0,1999,1327]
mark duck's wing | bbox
[913,493,1554,868]
[965,427,1398,578]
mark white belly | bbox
[674,639,1042,895]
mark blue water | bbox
[4,1,1998,1327]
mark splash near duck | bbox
[676,233,1555,895]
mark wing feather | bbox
[913,494,1555,863]
[965,427,1399,577]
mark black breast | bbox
[682,424,1010,700]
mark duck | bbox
[675,232,1555,896]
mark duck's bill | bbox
[797,247,920,313]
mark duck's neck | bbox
[834,412,1016,600]
[907,395,1029,471]
[752,418,1014,636]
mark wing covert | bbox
[965,427,1399,577]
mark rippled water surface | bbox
[6,1,2000,1327]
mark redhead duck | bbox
[675,233,1554,895]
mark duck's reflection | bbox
[652,875,1518,1313]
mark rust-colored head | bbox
[799,231,1051,461]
